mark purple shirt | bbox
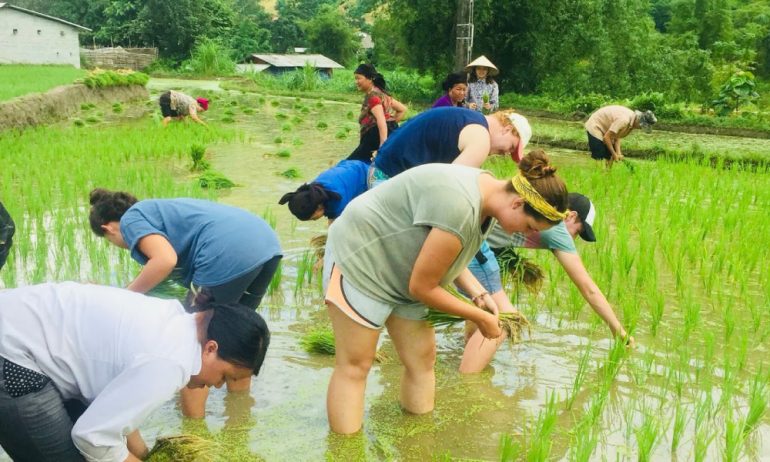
[431,94,464,108]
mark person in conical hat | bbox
[465,55,500,113]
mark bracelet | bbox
[471,291,489,304]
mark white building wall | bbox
[0,8,82,68]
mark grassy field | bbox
[0,64,86,101]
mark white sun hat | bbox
[464,55,499,76]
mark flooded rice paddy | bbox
[1,79,770,461]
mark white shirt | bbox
[0,282,201,462]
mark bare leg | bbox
[326,302,380,434]
[385,315,436,414]
[180,387,209,419]
[459,290,515,373]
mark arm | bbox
[454,124,492,167]
[602,131,621,160]
[126,430,147,460]
[454,268,499,316]
[126,234,178,293]
[409,228,501,339]
[188,110,207,127]
[390,98,407,123]
[371,104,388,146]
[553,250,631,342]
[71,360,187,462]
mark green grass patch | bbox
[0,64,86,101]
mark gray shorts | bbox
[323,238,427,329]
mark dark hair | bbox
[354,63,388,94]
[204,302,271,376]
[468,67,496,85]
[506,150,568,224]
[278,183,340,221]
[442,72,467,92]
[88,188,138,235]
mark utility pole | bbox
[454,0,474,71]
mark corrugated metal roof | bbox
[250,54,344,69]
[0,3,91,31]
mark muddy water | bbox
[3,81,769,461]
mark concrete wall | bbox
[0,8,82,68]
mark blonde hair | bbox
[491,109,518,134]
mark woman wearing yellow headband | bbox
[322,150,567,434]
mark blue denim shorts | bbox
[465,241,503,295]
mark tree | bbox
[303,5,360,65]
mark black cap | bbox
[568,193,596,242]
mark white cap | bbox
[507,113,532,163]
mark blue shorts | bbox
[465,241,503,295]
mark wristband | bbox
[471,291,489,304]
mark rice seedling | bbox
[280,168,300,179]
[426,308,531,345]
[112,102,123,113]
[273,136,283,144]
[570,427,597,462]
[221,116,235,123]
[224,109,235,116]
[281,123,292,132]
[743,369,769,436]
[269,99,279,106]
[670,402,687,454]
[85,115,101,124]
[565,342,592,410]
[499,434,523,462]
[242,107,254,115]
[315,101,324,108]
[496,247,544,295]
[723,414,746,462]
[526,391,559,461]
[335,129,348,139]
[72,118,84,127]
[346,111,354,119]
[292,137,304,146]
[634,404,661,462]
[291,115,303,125]
[267,259,282,297]
[276,149,291,158]
[316,121,328,130]
[294,250,314,294]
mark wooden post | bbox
[454,0,474,71]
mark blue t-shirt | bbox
[120,199,282,287]
[314,160,369,219]
[486,221,578,254]
[374,107,488,177]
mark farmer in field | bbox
[158,90,209,127]
[0,201,14,271]
[0,282,269,462]
[431,72,468,108]
[88,189,282,418]
[370,107,532,186]
[585,105,656,166]
[322,151,568,434]
[278,159,369,224]
[346,63,408,163]
[465,55,500,113]
[461,193,635,373]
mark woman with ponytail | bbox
[346,63,407,163]
[278,159,369,223]
[88,189,282,418]
[322,151,568,434]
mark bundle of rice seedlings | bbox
[300,328,335,355]
[496,247,544,295]
[299,327,389,362]
[309,233,327,262]
[426,308,532,345]
[146,434,220,462]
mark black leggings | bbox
[346,121,398,163]
[185,255,282,310]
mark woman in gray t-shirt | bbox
[323,150,569,434]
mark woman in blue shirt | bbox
[88,188,282,418]
[279,160,369,223]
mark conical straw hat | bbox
[465,55,499,76]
